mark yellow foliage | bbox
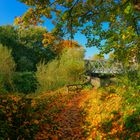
[122,35,126,40]
[81,89,123,139]
[33,120,39,124]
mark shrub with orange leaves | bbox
[0,95,41,140]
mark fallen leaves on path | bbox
[34,87,140,140]
[35,89,91,140]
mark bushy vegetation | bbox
[36,48,85,92]
[80,72,140,139]
[91,70,140,139]
[12,72,38,94]
[0,95,41,140]
[117,71,140,137]
[0,44,15,92]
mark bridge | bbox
[85,59,138,77]
[67,60,138,89]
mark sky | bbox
[0,0,101,59]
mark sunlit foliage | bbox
[0,44,16,92]
[17,0,140,65]
[36,47,85,92]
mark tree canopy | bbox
[16,0,140,65]
[17,0,140,34]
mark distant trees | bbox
[0,25,56,72]
[17,26,46,48]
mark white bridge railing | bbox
[85,60,139,74]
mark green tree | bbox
[16,26,56,71]
[17,0,140,34]
[0,25,18,47]
[17,0,140,65]
[0,25,56,71]
[17,26,47,48]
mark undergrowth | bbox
[81,72,140,139]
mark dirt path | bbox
[35,90,92,140]
[57,91,90,140]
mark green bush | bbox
[17,56,34,72]
[116,70,140,138]
[36,48,85,92]
[0,44,16,93]
[60,48,85,81]
[12,72,38,94]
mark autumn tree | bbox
[42,31,81,54]
[17,0,140,66]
